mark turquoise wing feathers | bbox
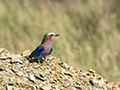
[29,46,45,58]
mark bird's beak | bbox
[55,34,60,37]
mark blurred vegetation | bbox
[0,0,120,82]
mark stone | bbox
[75,85,83,90]
[21,50,30,57]
[16,71,24,77]
[0,56,8,60]
[59,62,70,69]
[11,67,19,73]
[0,77,3,83]
[6,86,15,90]
[0,48,6,54]
[35,73,46,81]
[47,56,55,60]
[0,48,119,90]
[64,72,74,77]
[0,67,6,71]
[11,55,23,64]
[89,69,95,73]
[70,87,77,90]
[44,84,51,90]
[33,65,41,69]
[89,80,94,86]
[30,85,36,90]
[5,53,12,58]
[28,73,36,83]
[44,69,50,75]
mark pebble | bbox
[0,48,119,90]
[0,77,3,83]
[21,49,30,57]
[64,72,74,77]
[0,48,5,53]
[44,84,52,90]
[6,86,14,90]
[11,55,23,64]
[28,73,36,83]
[16,71,24,77]
[35,73,46,81]
[89,69,95,73]
[0,56,8,60]
[33,65,41,69]
[47,56,55,60]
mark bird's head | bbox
[41,32,59,44]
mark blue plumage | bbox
[32,46,45,57]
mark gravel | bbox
[0,48,119,90]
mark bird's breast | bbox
[41,42,52,56]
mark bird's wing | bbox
[48,48,53,55]
[29,46,45,57]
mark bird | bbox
[29,32,59,62]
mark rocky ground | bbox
[0,48,120,90]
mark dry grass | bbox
[0,0,120,82]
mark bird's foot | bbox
[37,59,40,64]
[28,57,34,63]
[27,57,46,64]
[37,58,47,64]
[28,57,38,63]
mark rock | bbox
[0,48,119,90]
[30,85,36,90]
[35,73,46,81]
[0,48,5,53]
[75,85,83,90]
[6,86,14,90]
[64,72,74,77]
[89,80,94,86]
[33,65,41,69]
[21,50,30,57]
[11,55,23,64]
[0,67,6,71]
[28,73,36,83]
[0,56,8,60]
[11,67,19,73]
[70,87,77,90]
[89,69,95,73]
[0,77,3,83]
[5,53,12,58]
[16,71,24,77]
[47,56,55,60]
[44,84,51,90]
[44,69,50,75]
[59,62,70,70]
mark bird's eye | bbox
[51,34,54,36]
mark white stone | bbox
[34,65,41,69]
[6,86,14,90]
[21,49,30,57]
[16,71,24,77]
[64,72,74,77]
[44,84,51,90]
[47,56,55,60]
[0,56,7,59]
[28,73,36,83]
[11,55,23,64]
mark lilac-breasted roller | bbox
[29,32,59,60]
